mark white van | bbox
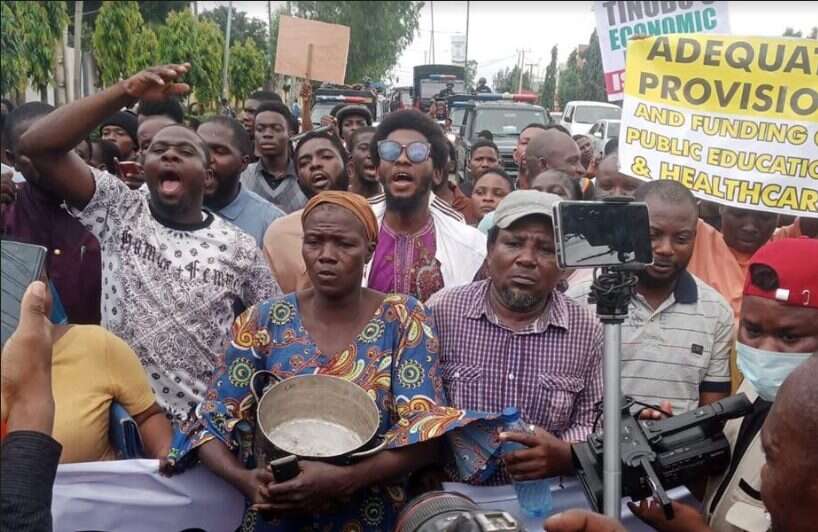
[559,101,621,136]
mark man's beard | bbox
[497,286,543,313]
[637,266,682,290]
[384,175,432,213]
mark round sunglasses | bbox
[377,140,431,163]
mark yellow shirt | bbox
[52,325,156,463]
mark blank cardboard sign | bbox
[274,15,351,84]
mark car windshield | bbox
[607,122,620,137]
[450,107,467,127]
[310,102,337,126]
[575,105,620,124]
[473,108,546,137]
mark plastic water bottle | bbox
[501,407,553,517]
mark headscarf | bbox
[301,191,379,244]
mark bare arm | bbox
[18,64,190,209]
[299,82,313,133]
[132,403,172,459]
[699,391,729,407]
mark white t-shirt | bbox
[73,169,282,420]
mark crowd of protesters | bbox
[1,62,816,532]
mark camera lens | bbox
[395,491,479,532]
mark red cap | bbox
[743,238,818,309]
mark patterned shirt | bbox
[240,159,307,214]
[428,280,604,482]
[169,293,500,531]
[567,270,733,415]
[71,169,282,421]
[367,217,444,302]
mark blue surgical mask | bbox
[736,342,814,401]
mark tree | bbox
[579,30,606,102]
[464,60,478,92]
[92,1,145,86]
[14,1,69,101]
[557,49,581,108]
[292,1,424,83]
[1,2,26,98]
[493,65,531,94]
[201,6,269,52]
[783,27,817,39]
[132,27,159,72]
[158,10,223,108]
[540,45,558,111]
[229,38,266,105]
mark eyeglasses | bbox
[377,140,431,164]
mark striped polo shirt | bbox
[566,270,734,415]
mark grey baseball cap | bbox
[493,190,560,229]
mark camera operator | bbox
[544,354,818,532]
[628,237,818,532]
[567,181,734,417]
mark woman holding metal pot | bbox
[164,191,498,532]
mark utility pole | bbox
[72,0,83,101]
[526,62,537,92]
[430,1,435,64]
[222,0,233,100]
[265,1,275,90]
[517,49,525,93]
[463,0,468,70]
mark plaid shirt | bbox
[428,280,603,446]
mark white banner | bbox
[619,34,818,217]
[53,460,244,532]
[593,1,730,101]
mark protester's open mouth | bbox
[311,172,330,189]
[316,269,338,280]
[158,169,183,195]
[258,142,276,150]
[391,172,414,191]
[363,163,377,176]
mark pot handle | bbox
[250,370,282,404]
[348,435,388,460]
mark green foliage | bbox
[133,27,159,73]
[464,60,478,92]
[579,31,606,102]
[783,27,817,39]
[557,49,581,108]
[92,1,145,86]
[1,2,26,96]
[158,10,223,107]
[292,1,424,83]
[201,6,269,52]
[229,38,266,104]
[493,65,531,94]
[540,45,558,111]
[9,1,68,96]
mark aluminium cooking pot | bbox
[250,371,387,466]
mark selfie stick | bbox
[588,265,638,519]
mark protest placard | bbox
[594,1,730,101]
[274,15,350,84]
[619,35,818,218]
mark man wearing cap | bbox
[428,190,603,483]
[630,237,818,532]
[335,105,372,145]
[100,110,138,161]
[568,180,735,417]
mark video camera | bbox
[572,394,753,519]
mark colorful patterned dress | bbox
[168,293,500,531]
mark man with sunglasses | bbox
[365,110,486,302]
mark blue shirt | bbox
[214,185,285,247]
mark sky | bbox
[197,1,817,85]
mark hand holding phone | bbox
[268,455,300,483]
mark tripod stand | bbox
[588,266,638,519]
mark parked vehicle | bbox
[588,119,621,158]
[559,100,621,135]
[310,88,377,128]
[448,93,546,185]
[413,64,465,113]
[549,111,563,124]
[388,86,413,113]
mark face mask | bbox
[736,342,814,401]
